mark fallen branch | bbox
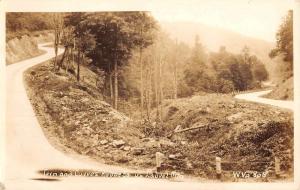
[174,124,208,133]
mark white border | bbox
[0,0,299,189]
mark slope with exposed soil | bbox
[24,60,294,181]
[6,32,54,65]
[264,77,293,100]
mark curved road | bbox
[5,43,294,190]
[235,90,294,111]
[5,43,202,190]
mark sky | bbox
[4,0,294,42]
[150,0,294,42]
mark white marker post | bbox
[156,152,164,173]
[216,157,222,179]
[275,157,281,178]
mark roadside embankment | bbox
[6,31,54,65]
[24,60,294,181]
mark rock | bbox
[82,97,90,102]
[159,138,175,147]
[91,136,99,146]
[227,112,243,122]
[96,146,102,151]
[101,118,108,122]
[112,140,125,148]
[174,125,182,132]
[142,137,152,142]
[206,107,211,113]
[62,106,68,111]
[82,128,91,136]
[180,141,187,145]
[198,108,208,114]
[100,140,108,145]
[132,148,144,155]
[123,146,131,151]
[175,153,184,158]
[144,138,160,148]
[117,157,129,163]
[169,154,176,160]
[82,141,90,149]
[186,160,193,169]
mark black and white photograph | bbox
[1,0,299,189]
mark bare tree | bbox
[173,39,178,99]
[50,13,64,69]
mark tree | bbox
[50,13,64,69]
[183,35,209,94]
[253,63,269,82]
[65,13,96,81]
[66,12,157,109]
[132,12,157,117]
[269,10,293,64]
[59,27,75,71]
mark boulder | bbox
[100,140,108,145]
[123,146,131,151]
[169,154,176,160]
[112,140,125,148]
[132,148,144,155]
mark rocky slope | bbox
[6,32,54,65]
[24,60,294,181]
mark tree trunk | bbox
[77,51,80,82]
[159,56,163,121]
[108,62,114,104]
[109,72,113,104]
[59,46,68,70]
[114,58,118,109]
[146,63,152,121]
[54,31,58,68]
[154,52,159,121]
[72,38,75,74]
[140,48,144,119]
[174,59,178,99]
[174,40,178,99]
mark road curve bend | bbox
[234,90,294,111]
[5,43,203,190]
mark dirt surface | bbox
[24,60,294,182]
[264,77,293,100]
[6,32,53,65]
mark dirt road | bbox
[5,43,204,190]
[234,90,294,111]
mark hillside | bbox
[24,59,293,181]
[160,21,294,100]
[160,21,278,78]
[6,31,54,65]
[160,22,274,60]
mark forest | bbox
[9,12,270,117]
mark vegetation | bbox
[6,11,270,121]
[269,10,293,66]
[11,11,292,181]
[18,11,268,123]
[267,10,293,100]
[6,12,52,40]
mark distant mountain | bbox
[160,21,278,78]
